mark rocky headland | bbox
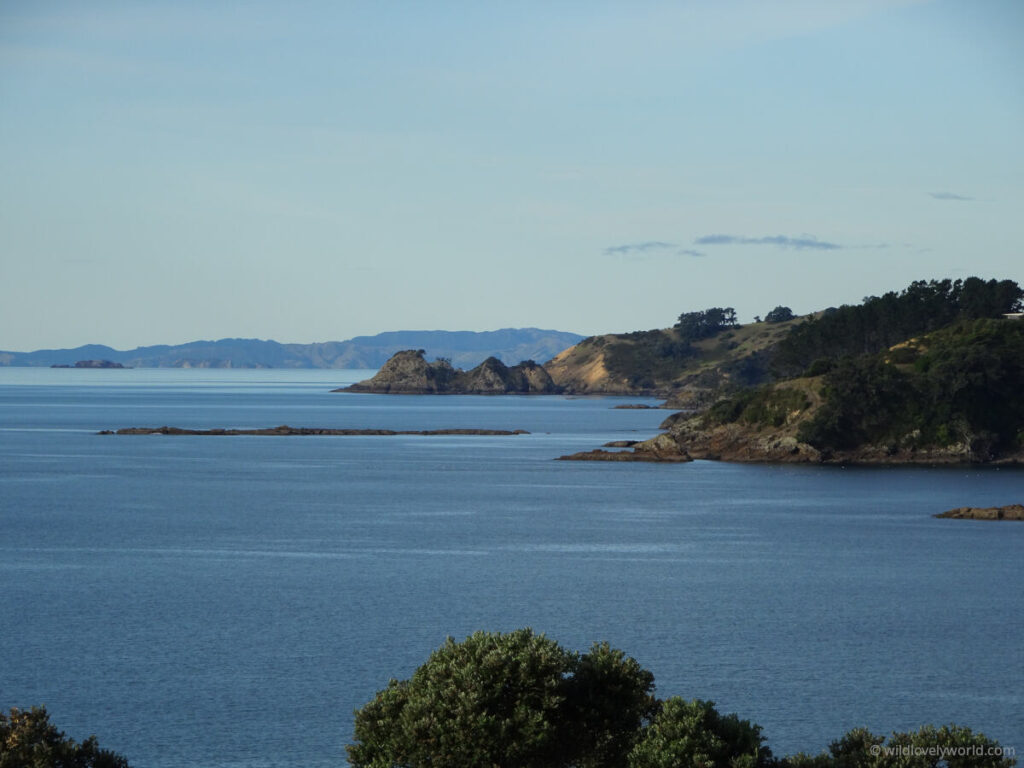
[560,371,1024,466]
[935,504,1024,521]
[340,350,559,394]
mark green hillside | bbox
[544,309,801,400]
[665,277,1024,462]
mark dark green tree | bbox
[765,306,795,323]
[627,697,772,768]
[793,318,1024,456]
[772,277,1023,376]
[781,724,1015,767]
[349,630,1017,768]
[796,355,919,451]
[675,308,738,340]
[563,642,658,767]
[347,629,656,768]
[0,706,130,768]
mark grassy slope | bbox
[544,318,802,398]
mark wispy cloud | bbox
[604,241,677,256]
[694,234,842,250]
[603,241,707,259]
[929,191,974,201]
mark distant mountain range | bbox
[0,329,584,370]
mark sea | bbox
[1,368,1021,767]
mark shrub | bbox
[0,706,130,768]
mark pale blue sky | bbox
[1,0,1022,350]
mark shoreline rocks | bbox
[557,449,692,462]
[935,504,1024,521]
[560,413,1024,465]
[559,434,692,463]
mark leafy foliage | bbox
[563,642,658,768]
[764,306,795,323]
[704,386,811,429]
[782,724,1015,767]
[347,629,655,768]
[627,697,772,768]
[797,318,1024,456]
[350,630,1016,768]
[795,356,919,450]
[0,707,130,768]
[676,308,739,341]
[773,278,1023,376]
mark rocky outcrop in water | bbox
[935,504,1024,520]
[101,425,529,436]
[558,434,692,462]
[51,360,126,369]
[341,350,559,394]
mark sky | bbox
[1,0,1022,350]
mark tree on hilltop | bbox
[675,308,738,340]
[765,306,795,323]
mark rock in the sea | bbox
[557,448,692,462]
[559,434,692,463]
[104,425,529,437]
[340,349,454,393]
[935,504,1024,521]
[341,350,559,394]
[51,359,126,369]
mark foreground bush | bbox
[348,629,1016,768]
[347,628,655,768]
[783,724,1015,767]
[628,697,773,768]
[0,706,129,768]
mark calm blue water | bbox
[1,368,1022,766]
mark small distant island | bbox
[935,504,1024,521]
[339,350,559,394]
[51,359,126,369]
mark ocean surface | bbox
[1,368,1022,766]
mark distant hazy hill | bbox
[0,328,584,370]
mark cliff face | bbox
[543,339,633,394]
[343,350,559,394]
